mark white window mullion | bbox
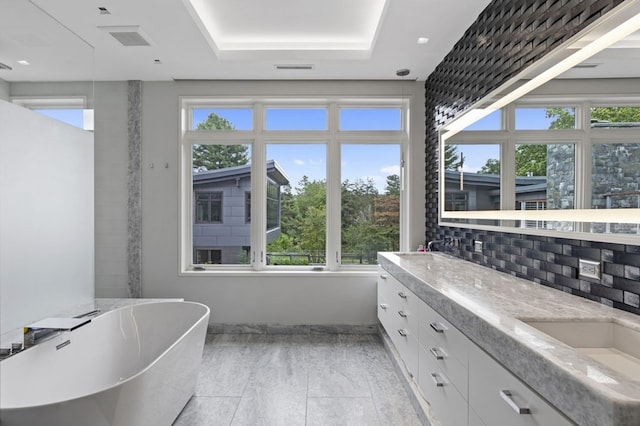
[326,103,341,271]
[252,104,266,270]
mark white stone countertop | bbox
[378,251,640,426]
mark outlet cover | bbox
[474,240,483,253]
[579,259,601,280]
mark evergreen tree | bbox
[192,113,249,171]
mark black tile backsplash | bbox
[424,0,638,316]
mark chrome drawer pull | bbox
[397,329,408,337]
[397,291,407,299]
[429,347,444,360]
[429,322,445,333]
[380,274,388,280]
[398,310,408,318]
[500,390,531,415]
[430,372,445,387]
[379,303,388,310]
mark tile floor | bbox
[173,333,423,425]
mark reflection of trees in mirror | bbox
[444,144,460,170]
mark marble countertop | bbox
[378,252,640,426]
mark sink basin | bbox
[523,319,640,377]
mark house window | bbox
[194,249,222,264]
[195,192,223,223]
[245,192,251,223]
[180,97,408,271]
[445,192,468,211]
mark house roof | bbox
[193,159,290,186]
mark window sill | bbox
[179,267,378,278]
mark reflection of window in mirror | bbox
[515,107,577,130]
[444,143,501,211]
[515,142,576,232]
[464,110,502,131]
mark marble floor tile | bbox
[306,397,380,426]
[175,333,422,425]
[173,396,240,426]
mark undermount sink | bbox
[523,319,640,377]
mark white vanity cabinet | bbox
[378,264,575,426]
[377,267,419,380]
[469,343,574,426]
[418,301,470,426]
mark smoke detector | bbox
[98,26,153,47]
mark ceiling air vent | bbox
[98,26,152,47]
[0,62,12,70]
[275,64,314,71]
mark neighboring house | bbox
[444,171,547,212]
[192,159,289,264]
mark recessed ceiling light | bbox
[417,37,429,44]
[98,7,111,15]
[154,59,162,64]
[17,60,30,66]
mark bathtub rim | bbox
[0,300,210,411]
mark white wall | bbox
[141,80,426,325]
[0,79,8,101]
[0,100,94,334]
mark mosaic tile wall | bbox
[424,0,640,314]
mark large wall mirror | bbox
[439,0,640,244]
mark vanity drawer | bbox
[377,269,392,331]
[389,277,419,334]
[469,343,574,426]
[419,301,468,367]
[390,321,419,381]
[418,345,468,426]
[419,334,468,400]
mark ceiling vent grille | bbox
[0,62,12,70]
[98,26,152,47]
[275,64,314,70]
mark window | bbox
[11,97,93,130]
[515,107,575,130]
[180,97,408,271]
[445,192,468,211]
[195,192,222,223]
[339,108,401,130]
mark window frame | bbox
[179,96,409,273]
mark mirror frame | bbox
[438,1,640,244]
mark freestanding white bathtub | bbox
[0,301,210,426]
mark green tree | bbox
[515,144,547,176]
[546,107,575,129]
[478,158,500,174]
[385,174,400,195]
[444,144,460,170]
[590,107,640,123]
[192,113,249,171]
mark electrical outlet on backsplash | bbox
[435,226,640,316]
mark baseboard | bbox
[207,323,379,335]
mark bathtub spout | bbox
[23,317,91,348]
